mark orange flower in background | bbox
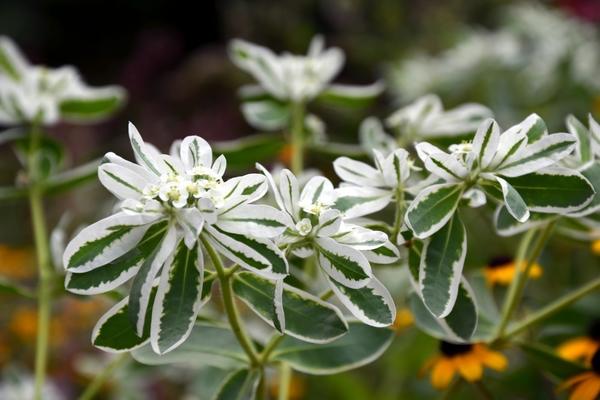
[423,341,508,389]
[559,349,600,400]
[483,256,542,286]
[269,373,306,400]
[392,308,414,332]
[0,244,35,279]
[278,144,294,167]
[558,320,600,366]
[9,306,38,342]
[592,240,600,256]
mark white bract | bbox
[0,36,124,125]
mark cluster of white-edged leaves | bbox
[0,37,125,125]
[229,35,383,132]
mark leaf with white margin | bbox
[333,156,385,187]
[300,176,335,208]
[213,368,260,400]
[241,99,289,131]
[566,115,591,164]
[470,118,499,169]
[489,125,528,169]
[315,209,342,237]
[219,174,268,215]
[494,205,553,237]
[217,204,292,238]
[380,148,411,188]
[232,272,348,343]
[98,162,148,200]
[318,81,384,108]
[59,88,125,122]
[103,151,156,183]
[65,220,168,294]
[329,276,395,327]
[496,133,576,177]
[315,237,371,289]
[150,239,204,354]
[128,123,165,176]
[204,225,288,278]
[362,241,400,264]
[129,224,178,336]
[505,168,594,213]
[334,186,392,219]
[405,183,463,239]
[415,143,466,182]
[212,155,227,178]
[569,162,600,217]
[419,213,467,318]
[180,135,212,169]
[495,176,530,222]
[520,113,548,143]
[0,36,28,81]
[331,224,388,250]
[63,212,158,273]
[270,321,394,375]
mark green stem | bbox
[494,222,555,340]
[200,235,260,366]
[391,187,405,240]
[504,275,600,338]
[278,363,292,400]
[290,102,305,175]
[259,333,285,364]
[78,354,129,400]
[28,120,54,400]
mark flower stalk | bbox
[290,102,305,175]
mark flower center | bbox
[295,218,313,236]
[487,256,513,270]
[592,349,600,373]
[439,341,473,357]
[588,319,600,341]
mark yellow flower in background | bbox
[483,256,542,286]
[392,308,414,332]
[592,240,600,256]
[557,320,600,366]
[423,341,508,389]
[278,144,294,167]
[559,349,600,400]
[9,306,38,342]
[0,244,34,279]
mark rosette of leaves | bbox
[228,35,383,132]
[406,114,594,321]
[257,164,399,328]
[0,36,125,125]
[63,123,292,354]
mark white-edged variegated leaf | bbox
[405,183,463,239]
[415,143,466,181]
[92,290,156,353]
[63,212,158,273]
[470,118,500,169]
[419,213,466,318]
[315,237,371,289]
[333,186,392,219]
[520,113,548,143]
[490,125,528,169]
[219,174,268,215]
[204,225,288,278]
[98,162,148,200]
[129,224,178,336]
[332,224,388,250]
[300,176,335,208]
[128,122,165,176]
[333,157,385,187]
[315,209,342,237]
[59,88,125,122]
[217,204,292,238]
[567,115,591,164]
[329,276,395,327]
[494,205,553,237]
[569,162,600,217]
[279,168,300,218]
[362,240,400,264]
[273,279,285,333]
[213,368,260,400]
[232,272,348,343]
[150,240,204,354]
[504,168,595,213]
[65,220,168,294]
[241,99,289,131]
[495,176,530,222]
[381,148,411,187]
[318,81,384,107]
[102,151,156,183]
[180,135,212,169]
[0,36,28,81]
[497,133,577,177]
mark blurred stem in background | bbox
[290,102,305,175]
[278,362,292,400]
[78,354,129,400]
[28,117,55,400]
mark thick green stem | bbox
[200,235,260,366]
[290,102,305,175]
[28,121,54,400]
[278,363,292,400]
[494,222,555,340]
[504,276,600,338]
[391,187,405,240]
[78,354,129,400]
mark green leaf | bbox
[59,88,125,122]
[566,115,591,163]
[494,205,553,237]
[505,168,594,213]
[232,272,347,343]
[151,240,204,354]
[569,161,600,217]
[241,100,290,131]
[317,82,384,108]
[0,37,26,81]
[212,134,286,172]
[406,183,463,239]
[419,213,467,318]
[315,237,371,289]
[521,113,547,143]
[495,176,529,223]
[0,276,35,298]
[213,368,260,400]
[520,342,587,380]
[132,322,249,369]
[271,321,394,375]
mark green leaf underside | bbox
[132,322,248,368]
[155,240,202,352]
[317,245,369,282]
[420,214,465,317]
[443,282,477,340]
[520,343,587,380]
[67,221,168,292]
[272,322,394,375]
[331,281,393,326]
[59,95,122,118]
[495,206,551,234]
[407,184,463,236]
[67,224,137,270]
[577,162,600,212]
[210,226,286,274]
[232,272,347,342]
[505,172,593,211]
[213,369,260,400]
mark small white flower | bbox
[295,218,313,236]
